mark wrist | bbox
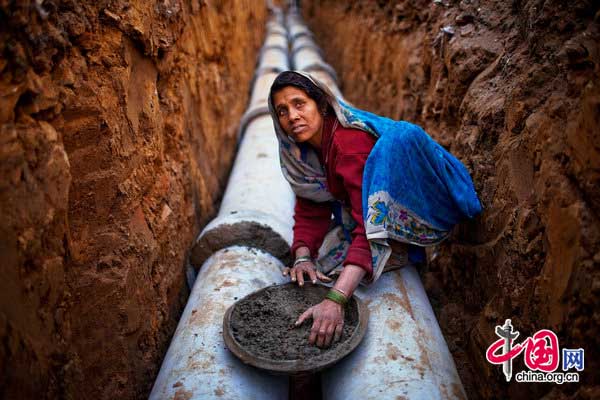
[293,255,313,267]
[323,298,344,310]
[295,246,311,259]
[334,264,364,296]
[332,286,349,298]
[325,289,348,307]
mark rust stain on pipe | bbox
[172,388,192,400]
[386,342,401,361]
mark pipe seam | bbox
[294,61,338,84]
[237,105,271,140]
[291,43,324,57]
[259,44,290,59]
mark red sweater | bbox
[291,116,377,279]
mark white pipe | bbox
[291,35,323,56]
[248,71,279,109]
[190,16,293,268]
[257,46,290,74]
[238,31,291,140]
[288,22,338,85]
[149,246,289,400]
[322,267,467,399]
[288,22,313,41]
[292,47,338,83]
[267,2,284,25]
[306,69,344,100]
[263,33,288,53]
[239,70,280,135]
[267,20,286,34]
[191,114,295,267]
[153,11,294,399]
[218,115,295,223]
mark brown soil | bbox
[302,1,600,399]
[0,1,267,399]
[191,221,293,268]
[230,284,358,364]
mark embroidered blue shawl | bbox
[269,72,482,283]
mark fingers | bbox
[286,259,331,286]
[308,268,317,285]
[334,323,344,343]
[315,323,335,348]
[324,324,336,347]
[288,262,317,286]
[297,269,306,286]
[316,270,333,283]
[295,307,313,327]
[309,319,320,345]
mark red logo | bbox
[486,320,560,381]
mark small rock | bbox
[39,121,58,142]
[460,24,474,37]
[103,9,121,22]
[557,40,589,66]
[160,204,172,222]
[455,13,474,26]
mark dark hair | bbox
[270,71,331,114]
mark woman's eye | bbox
[278,109,287,117]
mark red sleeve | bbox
[291,196,332,259]
[334,152,374,280]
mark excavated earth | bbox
[0,1,266,399]
[302,1,599,399]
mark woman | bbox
[268,71,481,349]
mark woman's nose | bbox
[288,108,300,121]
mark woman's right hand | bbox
[283,260,332,286]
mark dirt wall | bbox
[301,1,599,398]
[0,1,266,399]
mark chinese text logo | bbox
[485,319,584,384]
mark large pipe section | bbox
[239,19,292,140]
[150,9,294,399]
[322,266,467,399]
[285,7,467,399]
[286,8,343,99]
[191,113,295,266]
[149,247,289,399]
[190,14,294,268]
[257,18,289,75]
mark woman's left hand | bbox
[295,299,344,348]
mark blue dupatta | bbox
[269,72,482,283]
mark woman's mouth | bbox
[291,125,306,134]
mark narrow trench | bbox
[3,0,596,399]
[156,5,468,400]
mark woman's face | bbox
[273,86,324,148]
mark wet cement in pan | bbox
[230,284,359,362]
